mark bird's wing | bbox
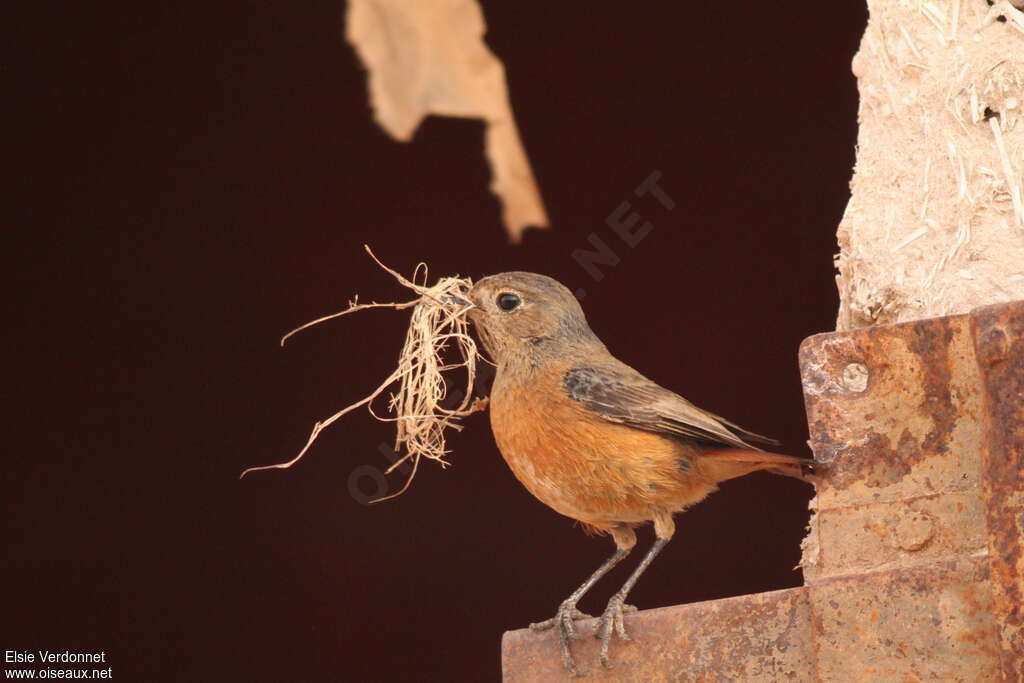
[562,363,778,451]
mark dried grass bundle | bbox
[240,247,488,502]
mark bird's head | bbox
[463,272,599,363]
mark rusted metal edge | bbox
[501,559,1003,681]
[797,306,986,581]
[969,300,1024,680]
[797,310,978,494]
[805,556,1001,681]
[501,587,814,682]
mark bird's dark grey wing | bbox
[562,363,778,451]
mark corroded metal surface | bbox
[503,301,1023,681]
[970,301,1024,680]
[806,490,987,577]
[501,559,1005,682]
[798,313,988,581]
[808,557,1001,681]
[798,300,1022,679]
[502,588,815,682]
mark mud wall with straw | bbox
[836,0,1024,330]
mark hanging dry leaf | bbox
[346,0,549,242]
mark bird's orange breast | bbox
[489,361,717,529]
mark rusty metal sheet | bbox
[798,312,988,582]
[808,557,1002,681]
[501,588,815,682]
[807,489,987,578]
[799,313,984,512]
[970,300,1024,680]
[798,300,1022,678]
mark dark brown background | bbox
[5,2,865,681]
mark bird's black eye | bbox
[496,292,521,312]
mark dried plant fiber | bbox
[240,247,487,502]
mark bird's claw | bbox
[529,603,594,673]
[595,598,637,668]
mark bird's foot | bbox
[529,602,594,674]
[595,597,638,668]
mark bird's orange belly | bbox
[490,382,714,527]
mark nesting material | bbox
[240,247,488,502]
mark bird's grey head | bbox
[466,272,600,363]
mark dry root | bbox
[239,246,488,502]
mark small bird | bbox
[462,272,812,673]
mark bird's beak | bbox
[444,294,474,309]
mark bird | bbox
[460,271,813,673]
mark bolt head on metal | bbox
[841,362,869,393]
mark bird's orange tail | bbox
[699,448,814,483]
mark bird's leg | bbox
[530,524,635,674]
[595,515,675,668]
